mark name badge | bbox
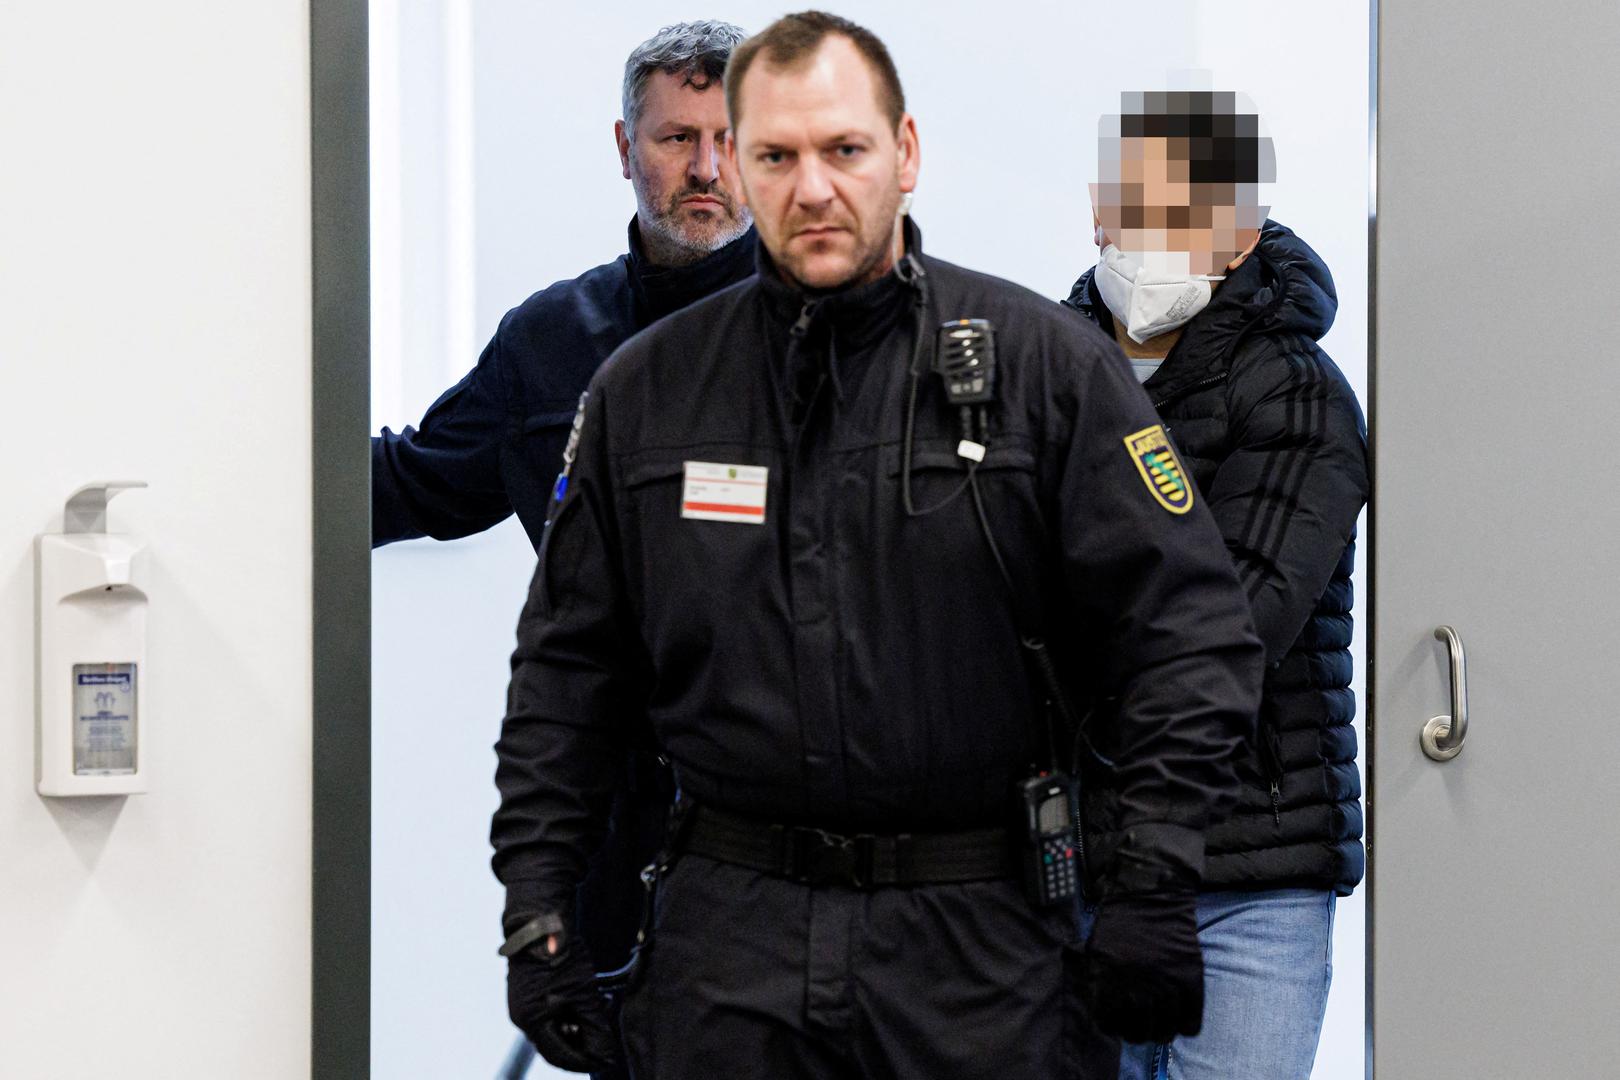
[681,461,768,524]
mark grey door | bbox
[1372,2,1620,1075]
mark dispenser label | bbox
[73,663,137,775]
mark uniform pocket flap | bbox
[885,441,1036,476]
[521,409,579,434]
[623,457,690,489]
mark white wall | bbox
[0,3,313,1078]
[372,4,1369,1077]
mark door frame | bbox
[1365,0,1380,1075]
[305,3,1384,1077]
[311,0,371,1077]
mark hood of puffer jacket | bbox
[1064,219,1337,398]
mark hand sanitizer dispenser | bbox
[37,481,150,796]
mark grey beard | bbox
[638,208,751,269]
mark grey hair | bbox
[621,20,747,138]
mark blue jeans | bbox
[1082,887,1336,1080]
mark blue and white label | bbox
[73,663,137,776]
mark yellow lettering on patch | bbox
[1124,425,1194,515]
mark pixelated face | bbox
[722,35,919,291]
[1091,93,1272,277]
[619,69,751,258]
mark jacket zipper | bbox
[791,301,814,338]
[1146,269,1286,412]
[782,301,820,428]
[1152,370,1229,410]
[1259,715,1285,828]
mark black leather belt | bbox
[677,804,1015,888]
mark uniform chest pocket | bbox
[618,453,781,613]
[878,439,1046,594]
[512,408,580,485]
[621,457,692,543]
[886,442,1036,473]
[884,440,1038,511]
[623,453,779,515]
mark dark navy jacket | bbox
[373,220,758,549]
[1065,221,1368,895]
[372,219,757,972]
[492,220,1266,928]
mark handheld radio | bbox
[1018,771,1081,907]
[934,318,997,406]
[901,318,997,515]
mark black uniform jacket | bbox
[492,219,1265,925]
[1065,220,1369,894]
[372,220,758,548]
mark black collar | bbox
[626,218,758,326]
[1069,247,1277,405]
[755,216,925,353]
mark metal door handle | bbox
[1421,625,1468,761]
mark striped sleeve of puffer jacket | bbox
[1179,334,1369,895]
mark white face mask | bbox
[1092,230,1225,345]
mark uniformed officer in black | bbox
[493,12,1265,1077]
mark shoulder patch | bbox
[1124,424,1194,514]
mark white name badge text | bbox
[681,461,768,524]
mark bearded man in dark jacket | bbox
[1063,91,1368,1080]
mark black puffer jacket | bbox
[1063,221,1368,895]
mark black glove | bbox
[504,914,621,1074]
[1076,890,1204,1044]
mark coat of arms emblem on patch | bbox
[1124,424,1194,514]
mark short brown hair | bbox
[724,11,906,133]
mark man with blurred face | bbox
[494,14,1265,1077]
[366,20,753,1080]
[1065,91,1368,1079]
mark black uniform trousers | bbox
[616,854,1116,1079]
